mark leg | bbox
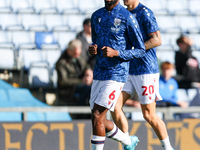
[91,103,108,150]
[111,91,131,133]
[141,101,173,150]
[91,103,138,150]
[92,103,108,136]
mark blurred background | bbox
[0,0,200,121]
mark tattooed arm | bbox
[145,30,162,50]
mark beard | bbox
[104,0,118,6]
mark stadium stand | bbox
[10,0,34,14]
[0,31,14,49]
[55,0,80,14]
[28,61,52,88]
[166,0,190,15]
[0,0,12,13]
[189,0,200,15]
[0,0,199,120]
[33,0,57,14]
[44,14,70,32]
[21,14,47,32]
[12,31,36,50]
[0,13,24,31]
[144,0,168,15]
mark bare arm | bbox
[145,30,162,50]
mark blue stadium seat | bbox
[35,32,59,49]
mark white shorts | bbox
[89,80,124,112]
[122,73,162,105]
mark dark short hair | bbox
[83,18,91,26]
[176,35,188,45]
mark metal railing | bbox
[0,106,200,121]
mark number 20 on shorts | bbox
[142,85,154,96]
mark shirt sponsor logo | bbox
[111,27,120,33]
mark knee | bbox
[143,112,156,123]
[112,106,123,120]
[91,110,105,127]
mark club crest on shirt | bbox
[114,18,121,27]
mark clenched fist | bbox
[101,46,119,57]
[88,44,98,55]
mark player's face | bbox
[104,0,118,6]
[123,0,136,6]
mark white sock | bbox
[106,123,131,146]
[91,135,105,150]
[124,132,129,136]
[160,136,173,150]
[120,132,130,149]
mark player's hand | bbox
[88,44,97,55]
[101,46,118,57]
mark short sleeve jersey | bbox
[129,3,160,75]
[91,3,145,83]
